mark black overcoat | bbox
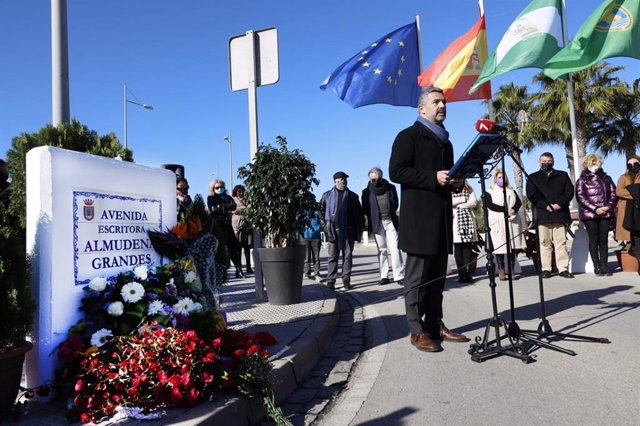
[389,121,454,255]
[361,180,400,233]
[526,169,574,225]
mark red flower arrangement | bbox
[67,324,275,423]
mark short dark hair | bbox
[232,184,246,197]
[418,87,445,107]
[540,152,554,160]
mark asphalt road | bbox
[318,243,640,426]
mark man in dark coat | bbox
[320,171,364,290]
[362,166,404,286]
[526,152,575,279]
[389,87,469,353]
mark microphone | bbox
[475,119,507,134]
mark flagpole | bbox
[562,0,590,274]
[478,0,495,119]
[561,0,580,186]
[415,14,423,78]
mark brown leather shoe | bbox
[439,324,470,342]
[410,333,442,352]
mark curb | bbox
[189,288,340,425]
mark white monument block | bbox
[25,147,177,386]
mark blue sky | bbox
[1,0,638,200]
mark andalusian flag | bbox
[544,0,640,79]
[418,15,491,102]
[469,0,564,93]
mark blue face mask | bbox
[215,188,224,195]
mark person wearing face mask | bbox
[361,166,404,286]
[319,171,364,290]
[576,154,617,276]
[450,179,479,283]
[526,152,575,279]
[486,169,526,281]
[176,178,193,220]
[207,179,245,279]
[615,155,640,272]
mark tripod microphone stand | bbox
[469,144,573,361]
[467,167,533,363]
[499,136,610,353]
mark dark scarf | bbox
[369,178,388,196]
[367,179,389,233]
[417,115,449,145]
[324,187,348,249]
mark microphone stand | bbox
[468,165,533,363]
[498,134,610,352]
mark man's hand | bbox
[437,170,449,186]
[551,203,562,211]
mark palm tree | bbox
[488,82,535,201]
[529,63,627,179]
[590,78,640,159]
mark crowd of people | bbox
[166,89,640,353]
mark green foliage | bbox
[529,63,628,175]
[6,119,132,228]
[237,136,319,248]
[0,203,35,351]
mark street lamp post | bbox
[223,133,233,188]
[123,83,154,150]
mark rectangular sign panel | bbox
[72,191,162,285]
[229,27,279,91]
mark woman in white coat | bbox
[486,169,526,281]
[451,179,479,283]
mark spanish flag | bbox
[417,15,491,102]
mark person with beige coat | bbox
[615,156,640,270]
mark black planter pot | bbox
[0,341,33,418]
[257,246,306,305]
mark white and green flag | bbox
[470,0,564,93]
[544,0,640,79]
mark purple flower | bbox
[166,282,177,297]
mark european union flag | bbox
[320,22,421,108]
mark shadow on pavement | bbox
[353,407,418,425]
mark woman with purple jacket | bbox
[576,153,618,276]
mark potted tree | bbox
[0,204,36,418]
[237,136,319,305]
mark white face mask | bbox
[588,165,599,173]
[215,188,224,195]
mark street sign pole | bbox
[229,27,278,303]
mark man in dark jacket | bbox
[320,171,364,290]
[389,87,469,353]
[526,152,575,278]
[362,166,404,286]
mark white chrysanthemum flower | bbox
[88,276,107,292]
[147,300,165,316]
[90,328,113,347]
[121,281,145,303]
[107,301,124,316]
[173,297,195,315]
[184,271,197,284]
[188,302,203,314]
[133,265,148,281]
